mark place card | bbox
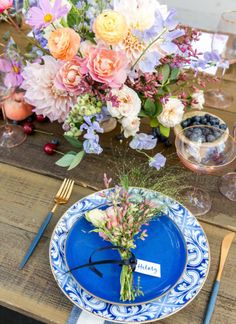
[135,259,161,278]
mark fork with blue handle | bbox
[19,178,75,270]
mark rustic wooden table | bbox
[0,22,236,324]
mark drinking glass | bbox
[219,123,236,200]
[204,11,236,109]
[175,125,236,216]
[0,83,26,148]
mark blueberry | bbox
[184,130,192,138]
[200,135,207,143]
[192,121,201,126]
[151,128,158,138]
[51,139,60,145]
[213,130,221,139]
[206,134,215,142]
[159,134,168,142]
[219,124,227,130]
[12,120,18,125]
[164,139,172,147]
[190,133,200,142]
[205,114,211,121]
[201,117,207,124]
[207,122,212,126]
[181,120,189,128]
[214,118,220,125]
[116,133,124,141]
[193,128,202,135]
[27,115,35,122]
[185,118,192,126]
[191,116,201,123]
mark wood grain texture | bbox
[0,163,235,324]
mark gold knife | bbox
[204,232,235,324]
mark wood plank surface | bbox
[0,163,235,324]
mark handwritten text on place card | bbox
[135,259,161,278]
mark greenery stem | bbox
[131,27,168,70]
[136,149,151,159]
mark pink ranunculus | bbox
[105,206,120,229]
[87,48,128,88]
[54,56,88,93]
[0,0,13,13]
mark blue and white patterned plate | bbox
[49,188,210,323]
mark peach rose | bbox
[54,56,88,93]
[93,10,128,45]
[0,0,13,13]
[87,48,128,88]
[80,40,96,58]
[48,28,81,61]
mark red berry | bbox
[36,114,47,122]
[43,143,57,155]
[23,122,35,135]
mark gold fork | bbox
[19,178,75,270]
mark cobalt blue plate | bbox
[50,188,210,322]
[65,211,187,305]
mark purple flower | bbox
[80,116,104,134]
[81,116,103,155]
[34,29,48,48]
[133,8,179,42]
[139,51,161,73]
[129,133,157,150]
[149,153,166,170]
[83,136,103,154]
[203,50,229,69]
[26,0,69,30]
[160,29,185,54]
[0,58,23,88]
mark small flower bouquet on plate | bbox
[0,0,226,169]
[84,174,164,302]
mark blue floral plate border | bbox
[49,188,210,323]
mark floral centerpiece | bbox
[0,0,224,169]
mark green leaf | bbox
[68,151,85,170]
[64,135,83,149]
[120,174,129,190]
[67,6,81,28]
[150,118,159,128]
[139,110,149,117]
[144,99,157,116]
[155,100,163,116]
[170,67,180,81]
[159,124,170,137]
[23,0,30,11]
[55,151,77,167]
[161,64,170,84]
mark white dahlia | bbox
[22,55,76,122]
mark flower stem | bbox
[131,27,168,71]
[136,149,151,159]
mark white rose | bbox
[191,90,205,110]
[107,85,141,119]
[158,98,185,128]
[85,209,107,227]
[121,116,140,138]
